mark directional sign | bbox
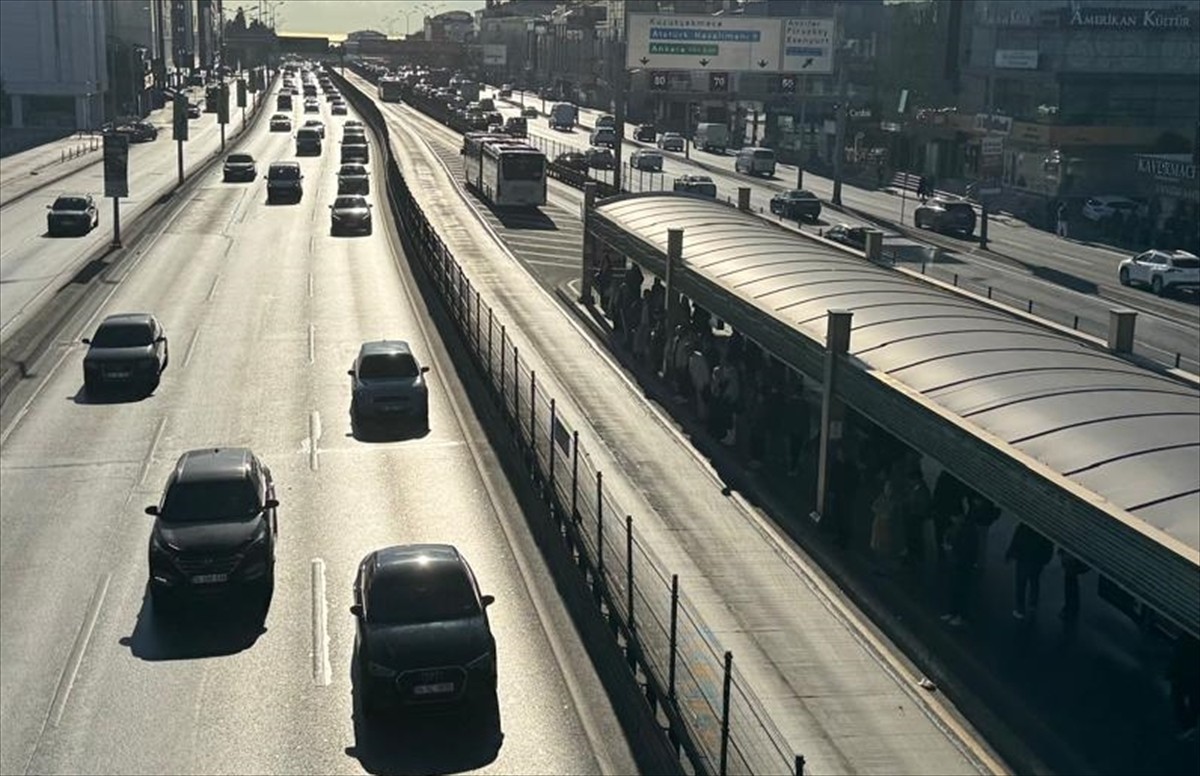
[709,72,729,92]
[103,133,129,199]
[236,78,247,108]
[782,18,834,74]
[627,13,781,72]
[173,93,189,141]
[778,74,797,94]
[217,83,230,125]
[650,71,669,91]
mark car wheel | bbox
[1151,276,1165,296]
[1119,267,1131,286]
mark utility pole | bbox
[611,13,629,192]
[796,75,806,189]
[831,2,848,207]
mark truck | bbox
[693,122,728,154]
[549,103,577,131]
[458,80,481,103]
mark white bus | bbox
[735,147,777,177]
[462,134,547,208]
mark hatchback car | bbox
[585,146,615,169]
[269,114,292,132]
[46,194,99,236]
[673,174,717,198]
[145,447,278,614]
[1118,249,1200,297]
[222,153,257,182]
[82,313,169,394]
[630,149,663,172]
[914,196,977,236]
[770,189,822,221]
[266,162,304,204]
[658,132,685,152]
[329,195,373,236]
[351,544,496,717]
[337,163,370,195]
[348,340,429,430]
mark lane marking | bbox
[181,328,201,369]
[48,573,111,727]
[311,558,331,687]
[308,410,321,471]
[137,416,168,487]
[308,323,316,365]
[307,271,314,298]
[205,273,222,302]
[522,258,580,269]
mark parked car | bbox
[351,544,497,717]
[266,162,304,204]
[269,114,292,132]
[554,151,589,173]
[348,340,429,430]
[630,149,663,172]
[81,313,169,394]
[913,196,977,236]
[46,194,99,236]
[144,447,278,615]
[658,132,685,152]
[824,223,869,249]
[634,124,656,142]
[1082,195,1140,223]
[585,146,615,170]
[770,189,822,221]
[337,163,370,195]
[222,153,257,182]
[329,195,373,236]
[1118,249,1200,297]
[673,174,717,198]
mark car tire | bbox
[1151,276,1165,296]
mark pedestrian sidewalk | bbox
[557,280,1199,776]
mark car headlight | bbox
[367,661,397,678]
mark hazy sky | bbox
[265,0,487,39]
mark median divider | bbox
[331,64,805,776]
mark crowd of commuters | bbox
[590,248,1200,742]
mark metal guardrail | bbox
[334,63,805,776]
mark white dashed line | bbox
[310,558,331,687]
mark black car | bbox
[348,340,429,429]
[351,544,496,716]
[824,223,869,249]
[554,152,589,173]
[81,313,169,394]
[46,194,99,236]
[585,146,615,169]
[145,448,279,614]
[521,106,539,118]
[329,195,373,236]
[770,189,822,221]
[222,152,257,182]
[112,121,158,143]
[634,124,657,142]
[269,114,292,132]
[337,163,370,195]
[266,162,303,203]
[504,116,527,137]
[914,196,977,237]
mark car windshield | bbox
[334,196,367,209]
[270,166,299,179]
[53,197,89,210]
[503,153,544,180]
[359,352,419,379]
[789,190,815,200]
[161,480,260,523]
[753,150,775,160]
[368,563,479,625]
[91,322,153,347]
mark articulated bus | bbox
[377,78,403,102]
[462,133,547,208]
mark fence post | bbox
[499,325,508,407]
[719,651,733,776]
[487,308,494,380]
[595,470,605,604]
[529,369,537,472]
[668,574,679,702]
[475,293,482,354]
[513,347,521,430]
[548,398,558,510]
[626,514,636,668]
[571,430,580,523]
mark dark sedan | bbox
[82,313,169,394]
[222,152,257,182]
[330,195,373,236]
[554,151,589,173]
[585,147,615,170]
[914,196,977,237]
[351,544,497,718]
[770,189,822,221]
[824,223,869,249]
[110,120,158,142]
[47,194,99,236]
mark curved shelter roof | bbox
[589,193,1200,636]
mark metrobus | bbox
[461,133,547,208]
[378,78,403,102]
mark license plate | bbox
[106,370,131,379]
[191,573,228,584]
[412,682,454,696]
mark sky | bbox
[266,0,487,40]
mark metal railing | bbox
[335,63,806,776]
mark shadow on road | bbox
[350,413,431,444]
[119,588,268,661]
[70,383,153,405]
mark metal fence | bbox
[335,64,805,776]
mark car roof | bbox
[269,161,300,169]
[55,193,92,201]
[371,543,463,576]
[172,447,255,484]
[359,340,414,358]
[99,312,154,327]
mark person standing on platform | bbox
[1005,522,1054,620]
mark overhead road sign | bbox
[627,14,782,72]
[782,18,834,74]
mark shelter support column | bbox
[580,183,597,303]
[660,228,684,378]
[814,310,853,521]
[1108,309,1136,354]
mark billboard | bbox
[627,14,782,72]
[782,18,834,74]
[103,134,130,199]
[483,44,507,66]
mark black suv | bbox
[351,544,497,717]
[914,196,977,237]
[145,448,279,614]
[267,162,304,203]
[82,313,169,394]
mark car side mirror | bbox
[347,368,355,377]
[145,505,159,516]
[481,594,495,608]
[349,603,363,618]
[81,338,91,345]
[263,498,279,510]
[46,204,52,209]
[420,366,430,373]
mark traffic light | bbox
[709,72,729,92]
[650,71,668,91]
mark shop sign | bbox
[974,113,1012,135]
[1010,121,1052,145]
[981,136,1004,156]
[994,49,1039,69]
[1062,7,1197,30]
[1135,154,1197,181]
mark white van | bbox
[693,123,728,153]
[735,147,776,177]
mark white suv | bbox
[1082,195,1139,222]
[1118,250,1200,297]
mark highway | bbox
[0,80,641,775]
[345,69,1004,776]
[0,84,257,341]
[498,90,1200,374]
